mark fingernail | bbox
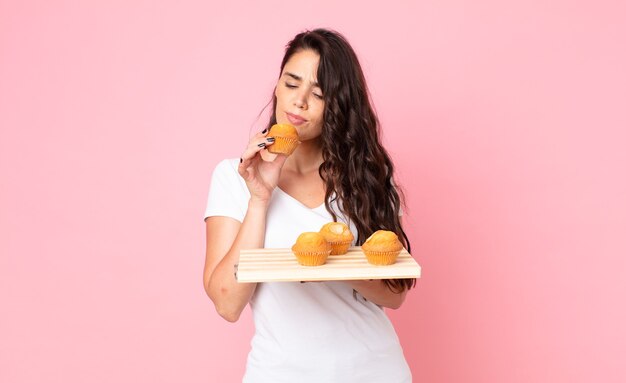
[262,128,268,134]
[257,143,266,148]
[267,137,275,142]
[239,158,243,163]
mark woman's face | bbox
[274,49,325,142]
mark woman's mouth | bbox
[286,112,307,126]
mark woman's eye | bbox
[285,83,297,89]
[313,93,323,100]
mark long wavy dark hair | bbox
[267,29,416,293]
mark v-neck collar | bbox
[275,187,326,211]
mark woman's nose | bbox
[293,92,308,110]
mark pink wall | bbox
[1,1,625,382]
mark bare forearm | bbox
[208,200,269,321]
[347,279,407,309]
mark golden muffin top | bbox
[268,123,299,139]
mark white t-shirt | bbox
[205,158,412,383]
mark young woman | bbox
[203,28,415,382]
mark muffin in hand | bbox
[291,232,332,266]
[266,123,300,155]
[361,230,403,265]
[319,222,354,255]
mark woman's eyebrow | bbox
[284,72,302,81]
[284,72,319,87]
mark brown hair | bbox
[268,29,415,293]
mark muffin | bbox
[291,232,331,266]
[319,222,354,255]
[361,230,403,265]
[266,123,300,155]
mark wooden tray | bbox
[236,246,421,283]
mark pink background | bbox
[1,1,625,382]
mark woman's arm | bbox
[203,199,269,322]
[203,131,286,322]
[346,280,408,309]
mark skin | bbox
[203,49,406,322]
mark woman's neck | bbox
[283,138,324,175]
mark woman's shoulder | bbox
[205,158,248,221]
[208,158,247,193]
[212,158,241,178]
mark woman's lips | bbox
[286,112,307,126]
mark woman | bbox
[203,28,415,382]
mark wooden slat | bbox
[236,246,421,283]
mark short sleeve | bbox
[204,159,249,222]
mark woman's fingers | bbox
[254,127,270,139]
[238,136,276,178]
[251,128,277,149]
[240,136,275,163]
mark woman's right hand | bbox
[238,129,288,204]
